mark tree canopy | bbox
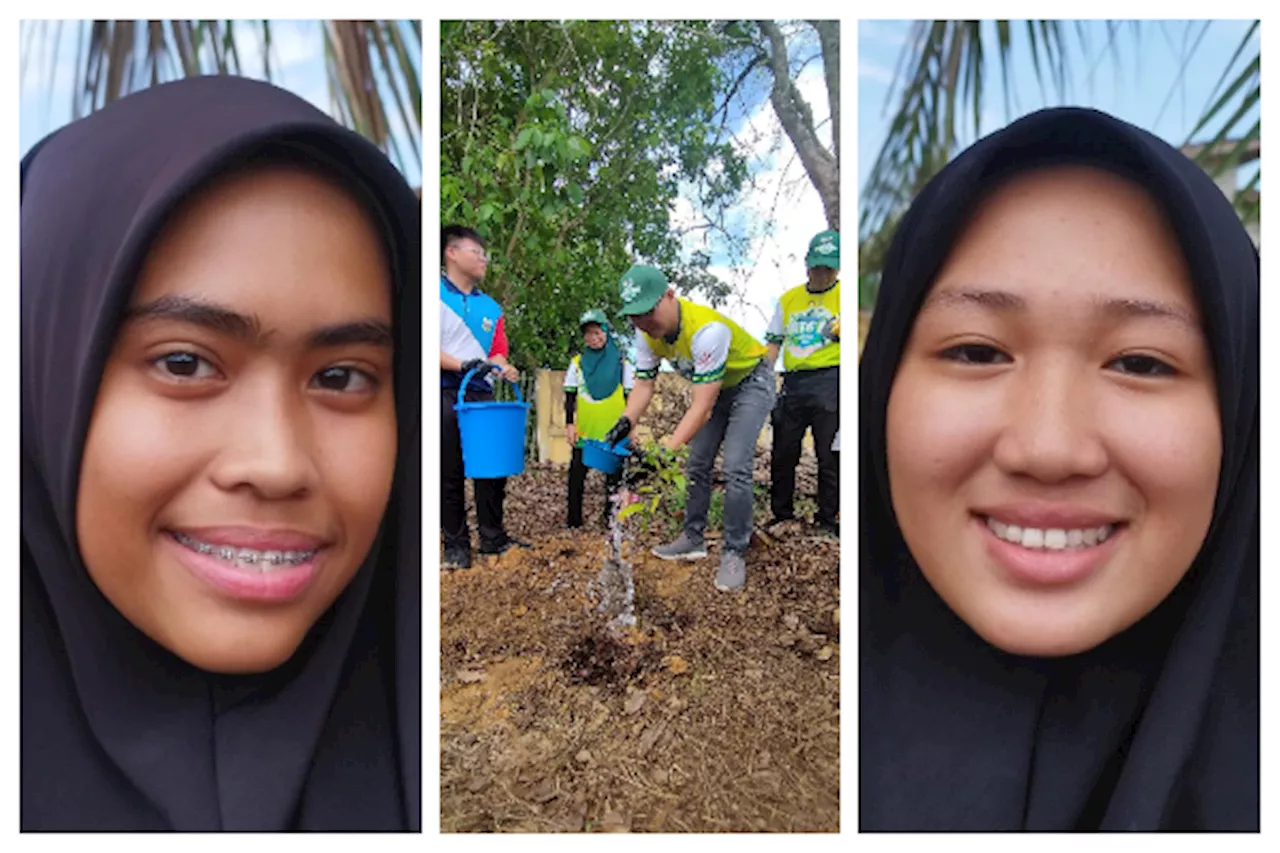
[441,20,752,372]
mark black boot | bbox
[443,544,471,570]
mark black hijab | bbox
[859,108,1258,831]
[21,76,421,831]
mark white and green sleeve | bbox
[563,357,582,391]
[633,331,661,381]
[766,300,785,345]
[690,321,731,384]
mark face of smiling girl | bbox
[885,165,1222,657]
[76,165,397,674]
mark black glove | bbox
[821,317,840,342]
[460,358,495,376]
[603,416,632,447]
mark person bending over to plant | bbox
[603,265,775,592]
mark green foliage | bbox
[707,489,725,530]
[441,21,750,372]
[617,441,690,534]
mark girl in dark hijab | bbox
[860,108,1258,831]
[564,308,633,527]
[21,75,421,831]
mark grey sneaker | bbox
[651,532,708,561]
[715,551,747,592]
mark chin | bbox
[162,627,307,675]
[967,609,1113,659]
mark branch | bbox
[714,54,765,142]
[756,20,839,229]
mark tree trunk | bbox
[810,20,839,164]
[757,20,840,231]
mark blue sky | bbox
[858,19,1260,196]
[18,20,421,188]
[670,24,835,341]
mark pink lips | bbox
[173,526,326,551]
[974,503,1120,530]
[165,527,328,604]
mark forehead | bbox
[928,164,1199,318]
[131,166,391,321]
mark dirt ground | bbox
[440,435,840,832]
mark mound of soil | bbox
[441,463,840,833]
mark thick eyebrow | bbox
[125,294,261,341]
[921,288,1026,312]
[124,294,392,349]
[308,320,394,349]
[921,287,1200,332]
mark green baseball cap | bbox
[806,230,840,269]
[579,308,609,329]
[617,265,669,315]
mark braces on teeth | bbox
[172,532,316,567]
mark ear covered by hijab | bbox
[21,76,420,831]
[859,108,1258,830]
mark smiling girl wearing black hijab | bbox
[21,76,421,831]
[860,108,1258,831]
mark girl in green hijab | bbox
[564,309,633,527]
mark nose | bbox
[991,361,1108,484]
[209,383,319,500]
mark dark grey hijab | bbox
[21,76,421,831]
[860,107,1258,831]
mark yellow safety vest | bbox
[568,354,626,445]
[637,299,765,387]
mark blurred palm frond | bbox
[20,19,421,173]
[861,20,1260,251]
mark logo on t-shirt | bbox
[787,306,835,359]
[482,317,494,333]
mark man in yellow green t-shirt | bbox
[601,265,776,592]
[765,230,841,537]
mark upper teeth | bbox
[173,532,316,570]
[986,517,1114,550]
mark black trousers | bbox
[442,387,508,551]
[567,445,622,527]
[770,366,839,526]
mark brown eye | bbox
[312,366,377,393]
[153,352,217,379]
[1107,354,1178,377]
[940,344,1012,365]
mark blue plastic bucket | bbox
[582,437,631,474]
[454,366,531,479]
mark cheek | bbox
[77,379,201,544]
[886,364,998,504]
[1101,388,1222,538]
[75,375,208,638]
[315,404,398,543]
